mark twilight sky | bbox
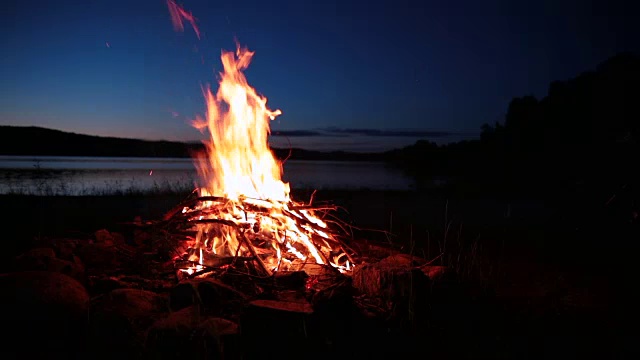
[1,0,637,151]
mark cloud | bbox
[319,127,453,137]
[269,136,396,152]
[270,130,323,137]
[270,127,454,138]
[268,127,478,151]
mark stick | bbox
[290,205,336,211]
[163,195,228,220]
[307,234,331,266]
[238,230,272,277]
[282,209,342,245]
[190,218,247,228]
[162,195,359,275]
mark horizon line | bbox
[0,124,479,145]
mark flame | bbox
[193,45,286,202]
[181,45,352,274]
[168,4,353,275]
[166,0,201,39]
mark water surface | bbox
[0,156,416,195]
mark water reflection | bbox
[0,156,416,195]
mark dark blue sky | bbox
[1,0,637,151]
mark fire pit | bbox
[156,9,358,279]
[165,194,356,278]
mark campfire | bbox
[161,9,356,277]
[4,3,472,358]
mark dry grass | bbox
[1,177,195,197]
[385,199,501,291]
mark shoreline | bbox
[0,188,587,266]
[5,186,636,278]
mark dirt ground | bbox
[2,188,638,358]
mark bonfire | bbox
[162,2,356,278]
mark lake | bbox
[0,156,418,195]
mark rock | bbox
[420,265,454,281]
[92,288,168,321]
[199,317,241,358]
[299,263,335,276]
[18,246,56,260]
[13,247,56,270]
[72,254,85,274]
[87,275,124,294]
[311,279,354,315]
[349,240,401,260]
[352,260,427,297]
[48,257,85,282]
[418,265,462,307]
[87,275,175,295]
[241,299,314,358]
[54,238,79,260]
[169,278,247,318]
[352,259,430,329]
[218,272,265,297]
[145,306,239,359]
[274,270,308,289]
[249,299,314,314]
[200,316,239,336]
[0,271,89,356]
[88,288,169,357]
[76,243,117,270]
[133,229,151,247]
[95,229,125,246]
[377,253,425,267]
[14,247,85,282]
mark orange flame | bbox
[167,3,353,275]
[193,45,286,202]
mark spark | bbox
[167,0,201,40]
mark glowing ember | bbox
[166,0,201,40]
[166,4,354,276]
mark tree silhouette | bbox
[393,52,639,194]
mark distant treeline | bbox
[0,126,385,161]
[384,52,639,194]
[0,127,203,158]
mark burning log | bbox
[162,194,357,278]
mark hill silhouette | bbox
[384,52,639,194]
[0,126,201,158]
[0,126,383,161]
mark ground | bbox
[2,186,638,358]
